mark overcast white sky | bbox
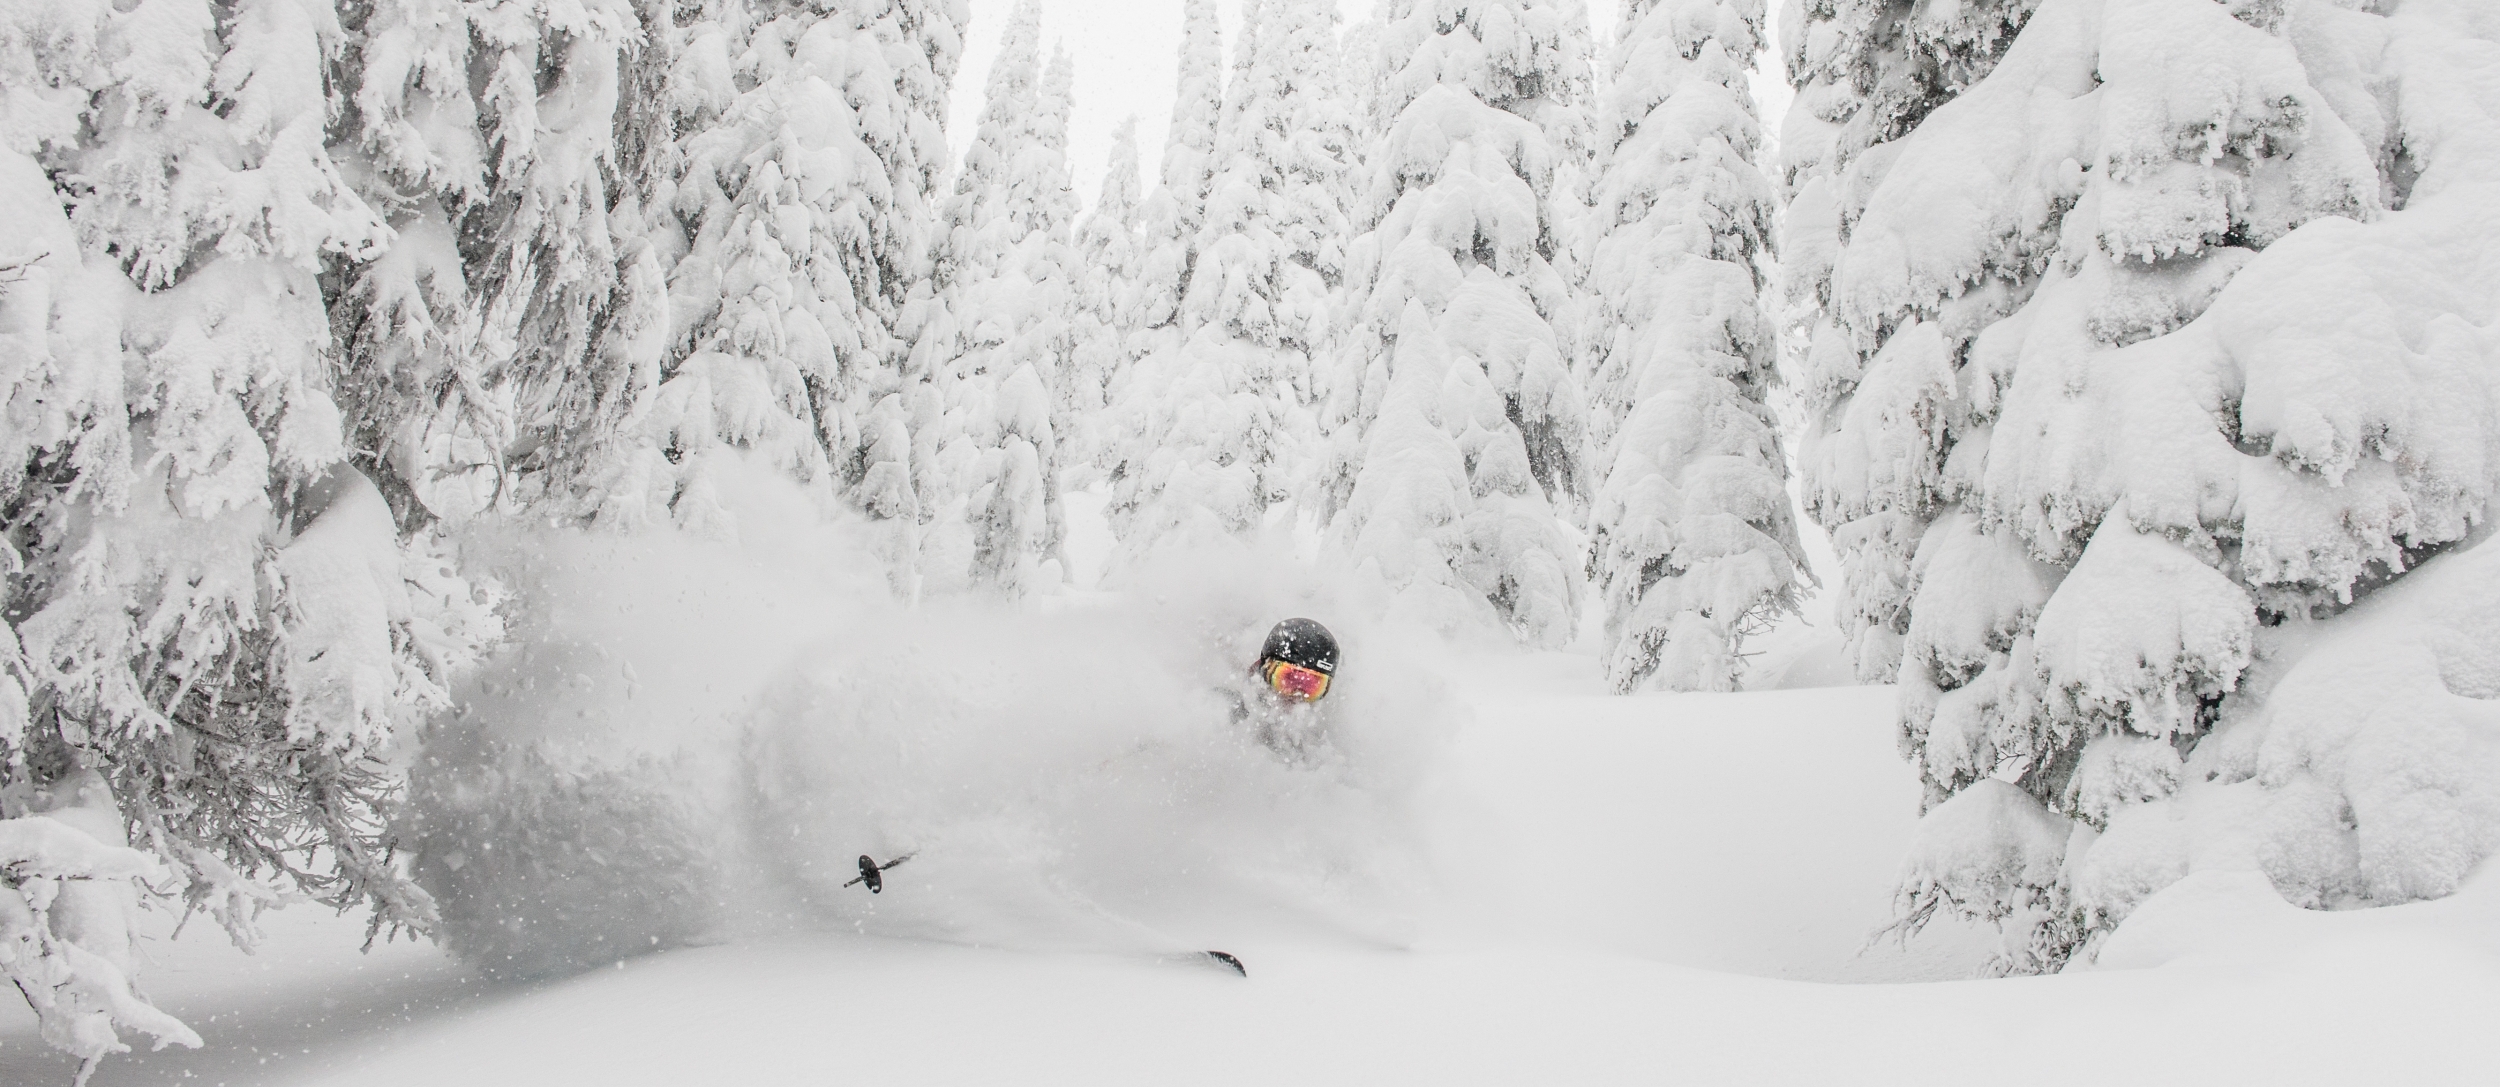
[945,1,1793,214]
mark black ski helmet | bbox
[1258,618,1339,675]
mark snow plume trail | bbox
[407,491,1458,978]
[734,569,1458,957]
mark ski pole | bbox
[843,852,916,894]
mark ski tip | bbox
[1202,950,1246,977]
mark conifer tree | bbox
[1066,118,1148,484]
[326,0,677,532]
[567,0,687,526]
[327,0,500,528]
[1323,0,1598,646]
[0,0,501,1045]
[658,1,885,534]
[826,0,969,570]
[1337,13,1390,140]
[1265,0,1361,308]
[1584,0,1803,692]
[1125,0,1224,378]
[1786,0,2498,973]
[1219,0,1269,158]
[458,0,648,516]
[1105,0,1355,570]
[534,0,965,550]
[914,2,1077,595]
[1777,0,2040,681]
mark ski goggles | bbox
[1262,660,1332,702]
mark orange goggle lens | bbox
[1265,661,1331,701]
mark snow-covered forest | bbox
[1,0,2496,1080]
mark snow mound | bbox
[2095,861,2500,977]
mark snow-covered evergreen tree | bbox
[1217,0,1272,167]
[0,771,203,1076]
[1120,0,1225,403]
[1104,0,1356,571]
[1029,43,1081,565]
[575,0,692,524]
[0,0,500,1059]
[327,0,688,535]
[657,2,882,533]
[913,2,1078,595]
[455,0,650,516]
[326,0,500,529]
[1338,13,1391,141]
[851,0,969,553]
[1779,0,2036,195]
[1263,0,1362,307]
[1322,0,1599,647]
[1777,0,2040,681]
[603,0,960,551]
[1787,0,2500,972]
[1065,118,1148,484]
[1584,0,1803,693]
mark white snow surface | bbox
[5,597,2493,1082]
[3,481,2488,1084]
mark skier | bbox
[1226,618,1339,762]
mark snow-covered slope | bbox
[7,650,2491,1085]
